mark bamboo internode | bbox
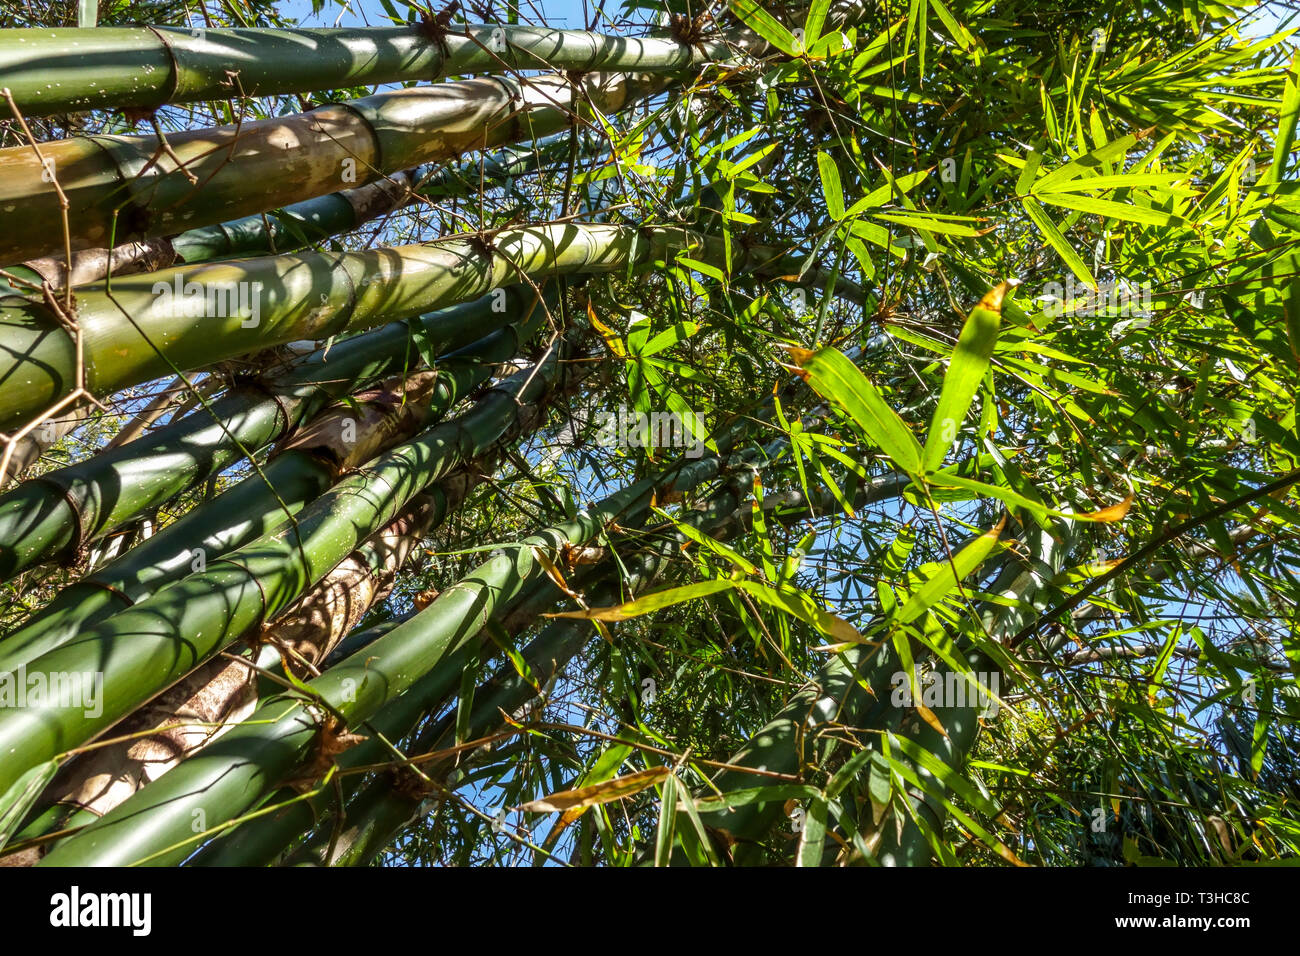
[0,24,753,120]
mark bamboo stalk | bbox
[0,285,539,579]
[31,365,860,865]
[29,490,450,837]
[0,311,540,671]
[0,343,571,803]
[0,222,820,433]
[0,24,753,121]
[301,481,770,867]
[6,325,581,856]
[0,68,670,264]
[33,433,744,865]
[0,132,587,295]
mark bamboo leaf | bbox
[922,282,1009,472]
[654,768,678,866]
[550,577,865,644]
[783,345,923,475]
[1270,54,1299,185]
[1022,197,1096,286]
[1037,191,1179,226]
[0,759,58,851]
[896,516,1007,625]
[727,0,799,55]
[818,152,846,220]
[1033,133,1145,193]
[517,767,671,813]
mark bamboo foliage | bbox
[1,0,1298,870]
[37,432,744,865]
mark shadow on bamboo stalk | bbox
[0,304,545,671]
[0,223,852,434]
[0,24,762,121]
[5,327,593,861]
[0,285,540,580]
[0,339,574,806]
[0,69,672,265]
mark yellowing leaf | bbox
[516,767,671,813]
[587,301,625,358]
[1080,494,1135,523]
[916,703,950,740]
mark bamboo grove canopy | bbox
[0,0,1298,869]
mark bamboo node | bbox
[417,1,462,60]
[670,12,715,49]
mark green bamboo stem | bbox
[0,313,539,671]
[1,170,424,295]
[310,483,768,867]
[7,332,579,856]
[35,436,741,865]
[0,68,669,264]
[0,133,588,295]
[22,490,454,845]
[197,361,892,863]
[0,285,537,579]
[0,344,571,801]
[0,222,826,433]
[193,438,896,866]
[0,24,753,121]
[189,571,591,867]
[37,388,854,865]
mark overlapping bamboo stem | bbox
[0,24,757,121]
[0,343,573,800]
[0,286,537,579]
[0,222,839,433]
[33,427,749,864]
[0,68,669,264]
[0,311,540,671]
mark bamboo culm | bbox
[0,342,571,801]
[0,285,539,579]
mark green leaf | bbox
[804,0,832,43]
[1270,54,1300,185]
[785,345,923,475]
[654,770,678,866]
[1033,133,1144,193]
[818,152,846,220]
[922,282,1008,471]
[551,578,866,645]
[728,0,799,56]
[795,796,829,866]
[78,0,97,28]
[1022,197,1096,286]
[1037,191,1178,226]
[0,759,58,852]
[896,517,1007,625]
